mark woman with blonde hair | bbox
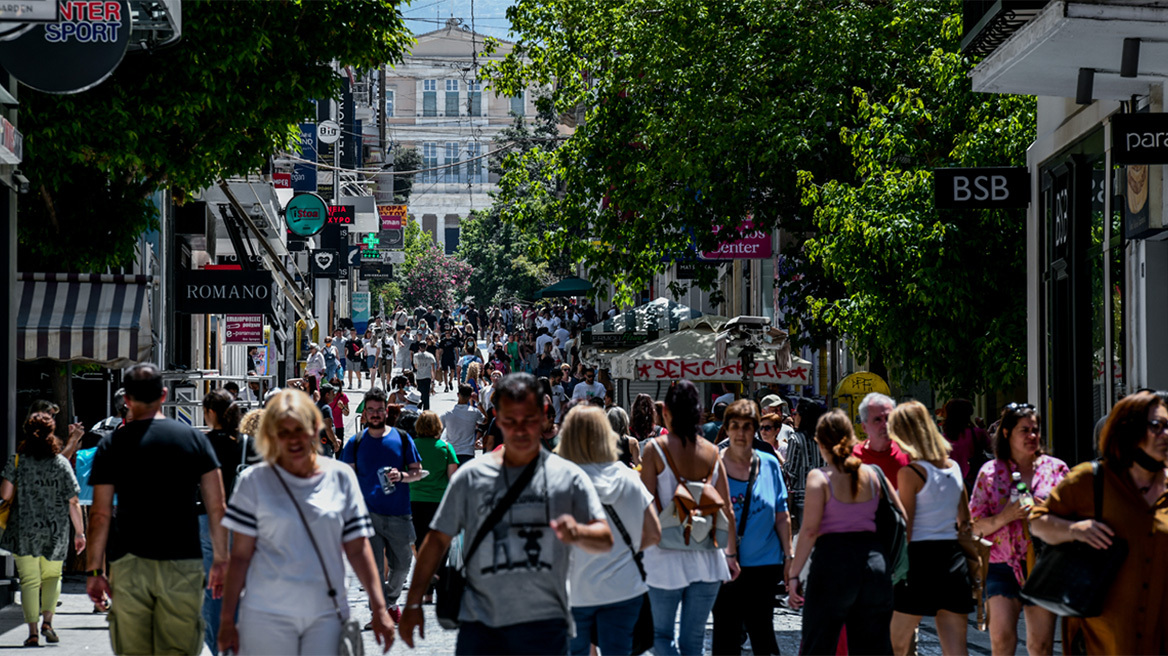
[557,405,660,656]
[787,409,904,654]
[218,389,395,655]
[887,401,973,656]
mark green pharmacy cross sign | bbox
[285,193,328,237]
[361,233,381,259]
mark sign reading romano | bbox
[1112,113,1168,165]
[177,270,273,315]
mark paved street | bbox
[0,379,1054,655]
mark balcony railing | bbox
[961,0,1049,57]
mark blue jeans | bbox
[199,515,237,655]
[198,514,220,655]
[648,581,721,656]
[569,594,643,656]
[456,618,569,655]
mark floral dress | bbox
[969,455,1069,585]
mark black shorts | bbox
[893,540,974,616]
[441,360,456,371]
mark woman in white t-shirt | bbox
[218,389,394,655]
[364,333,382,387]
[556,406,660,656]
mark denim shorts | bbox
[985,562,1033,604]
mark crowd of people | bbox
[7,300,1168,654]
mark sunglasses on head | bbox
[1004,402,1036,414]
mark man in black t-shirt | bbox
[437,332,460,392]
[464,303,479,337]
[87,363,228,655]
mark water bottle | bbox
[1010,472,1021,504]
[377,466,396,495]
[1014,473,1035,511]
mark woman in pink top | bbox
[787,409,907,655]
[969,403,1068,656]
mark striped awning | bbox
[17,273,153,367]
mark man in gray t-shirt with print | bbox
[399,373,612,655]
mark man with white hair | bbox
[853,392,910,487]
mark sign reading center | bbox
[284,193,328,237]
[934,167,1029,209]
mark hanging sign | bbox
[224,315,264,344]
[177,270,274,315]
[377,204,406,249]
[284,192,328,237]
[934,167,1030,209]
[702,219,772,259]
[0,0,131,94]
[309,249,340,279]
[292,123,317,192]
[1112,113,1168,165]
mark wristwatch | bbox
[88,569,104,577]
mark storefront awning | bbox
[537,276,592,298]
[17,273,153,367]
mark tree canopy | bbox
[18,0,413,272]
[487,0,1035,394]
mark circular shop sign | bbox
[285,193,328,237]
[0,0,131,94]
[317,120,341,145]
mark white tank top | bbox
[641,440,732,589]
[910,460,963,541]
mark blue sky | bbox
[402,0,516,41]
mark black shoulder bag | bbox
[272,467,364,656]
[737,454,760,538]
[1020,461,1129,617]
[602,503,654,655]
[435,454,540,630]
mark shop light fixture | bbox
[1076,68,1095,105]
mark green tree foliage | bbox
[18,0,412,272]
[489,0,1033,394]
[798,14,1034,395]
[391,145,422,202]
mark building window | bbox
[445,227,460,255]
[466,142,484,184]
[385,89,395,118]
[445,79,460,116]
[422,142,438,183]
[510,92,524,117]
[444,142,461,183]
[468,81,483,117]
[422,79,437,117]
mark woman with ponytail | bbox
[786,409,903,655]
[641,380,738,656]
[199,390,259,654]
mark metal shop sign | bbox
[224,314,263,344]
[1112,113,1168,165]
[292,123,317,192]
[0,0,130,94]
[327,205,354,224]
[934,167,1029,209]
[284,192,328,237]
[177,270,274,315]
[309,249,340,279]
[360,263,394,280]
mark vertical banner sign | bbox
[293,123,317,192]
[352,291,371,335]
[316,99,335,201]
[377,204,406,249]
[341,78,359,170]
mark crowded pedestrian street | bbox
[5,1,1168,655]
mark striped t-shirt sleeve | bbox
[339,465,374,542]
[222,467,259,537]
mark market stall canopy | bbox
[16,273,153,367]
[611,317,811,385]
[536,276,592,298]
[583,297,703,347]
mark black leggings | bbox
[410,501,440,549]
[712,563,782,655]
[800,532,893,655]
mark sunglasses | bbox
[1004,402,1036,414]
[1149,419,1168,434]
[759,424,777,432]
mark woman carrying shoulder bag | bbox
[786,409,903,655]
[558,406,660,656]
[887,401,973,656]
[1031,391,1168,654]
[218,389,394,655]
[640,380,739,656]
